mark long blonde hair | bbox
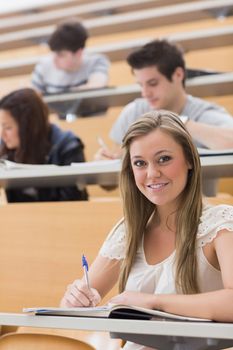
[119,110,202,294]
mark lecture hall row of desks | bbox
[0,1,233,349]
[0,0,232,198]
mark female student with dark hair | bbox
[61,110,233,349]
[0,88,88,202]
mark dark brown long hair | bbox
[0,88,50,163]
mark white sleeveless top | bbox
[99,204,233,350]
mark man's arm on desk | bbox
[95,125,233,159]
[75,72,109,91]
[186,121,233,149]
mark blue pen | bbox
[82,254,90,290]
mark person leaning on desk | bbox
[31,18,110,119]
[95,39,233,196]
[61,111,233,350]
[0,88,88,202]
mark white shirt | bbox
[99,204,233,350]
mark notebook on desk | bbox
[197,148,233,157]
[23,304,211,322]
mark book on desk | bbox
[23,304,210,322]
[197,148,233,157]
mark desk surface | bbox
[0,155,232,189]
[0,161,120,189]
[1,26,233,77]
[1,0,233,49]
[0,0,75,15]
[0,312,232,338]
[42,73,233,109]
[0,312,233,350]
[200,153,233,178]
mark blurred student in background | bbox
[97,39,233,159]
[0,88,88,202]
[31,19,110,95]
[96,39,233,196]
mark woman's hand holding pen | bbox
[60,279,101,308]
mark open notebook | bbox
[23,304,211,322]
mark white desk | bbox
[0,0,76,15]
[0,161,121,189]
[0,312,233,350]
[42,73,233,111]
[0,155,232,190]
[0,0,233,50]
[1,25,233,76]
[0,0,176,33]
[200,154,233,178]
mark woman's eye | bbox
[133,160,146,167]
[158,155,171,164]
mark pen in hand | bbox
[97,136,108,149]
[82,254,90,290]
[81,254,101,307]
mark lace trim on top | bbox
[99,205,233,259]
[197,205,233,248]
[99,218,126,260]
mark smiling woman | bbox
[60,110,233,350]
[105,114,233,347]
[129,127,192,207]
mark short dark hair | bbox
[127,39,186,85]
[48,19,89,52]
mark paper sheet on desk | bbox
[0,159,58,170]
